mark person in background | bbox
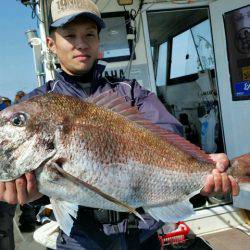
[0,96,11,110]
[14,91,26,104]
[0,96,6,111]
[3,97,11,107]
[0,1,239,249]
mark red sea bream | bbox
[0,92,249,235]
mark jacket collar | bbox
[55,60,107,86]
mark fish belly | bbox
[36,159,208,211]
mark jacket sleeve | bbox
[132,82,183,136]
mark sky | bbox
[0,1,38,101]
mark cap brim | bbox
[50,12,105,30]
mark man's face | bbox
[47,17,99,76]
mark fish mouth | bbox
[0,147,57,182]
[0,151,23,181]
[0,142,20,181]
[0,159,19,181]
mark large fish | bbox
[0,92,249,235]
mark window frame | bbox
[100,11,136,62]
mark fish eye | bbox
[11,113,27,127]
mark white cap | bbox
[50,0,105,30]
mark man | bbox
[0,0,239,249]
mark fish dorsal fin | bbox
[87,91,214,164]
[88,91,133,112]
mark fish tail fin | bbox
[230,153,250,183]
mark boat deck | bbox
[15,228,250,250]
[203,228,250,250]
[14,205,250,250]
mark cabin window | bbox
[99,12,135,62]
[170,30,200,79]
[156,42,168,86]
[170,19,215,81]
[191,20,215,71]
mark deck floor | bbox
[16,228,250,250]
[203,228,250,250]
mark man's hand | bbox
[201,153,239,197]
[0,172,42,205]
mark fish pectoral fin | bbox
[50,198,78,236]
[51,164,143,221]
[144,199,195,223]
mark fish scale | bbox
[45,123,210,207]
